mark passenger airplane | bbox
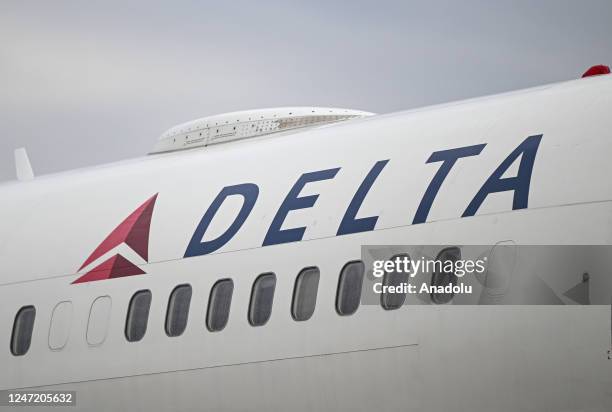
[1,66,611,411]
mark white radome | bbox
[151,107,374,154]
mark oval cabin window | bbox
[49,301,73,350]
[125,290,152,342]
[430,247,461,304]
[165,285,192,337]
[87,296,112,346]
[336,261,365,316]
[207,279,234,332]
[249,273,276,326]
[11,305,36,356]
[292,267,320,321]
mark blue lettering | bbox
[184,183,259,257]
[463,135,543,217]
[337,160,389,235]
[413,144,486,224]
[263,168,340,246]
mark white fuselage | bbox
[1,75,611,411]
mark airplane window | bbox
[336,261,364,316]
[10,305,36,356]
[207,279,234,332]
[48,301,73,350]
[165,284,192,337]
[249,273,276,326]
[87,296,112,346]
[430,247,461,304]
[292,267,320,321]
[125,290,152,342]
[381,254,410,310]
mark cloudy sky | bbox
[1,1,611,182]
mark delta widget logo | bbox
[72,194,158,284]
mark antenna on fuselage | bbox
[14,147,34,181]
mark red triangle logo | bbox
[73,193,158,284]
[72,254,146,284]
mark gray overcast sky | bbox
[1,1,611,182]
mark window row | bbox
[11,262,355,355]
[125,265,333,342]
[11,249,461,356]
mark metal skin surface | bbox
[1,75,611,411]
